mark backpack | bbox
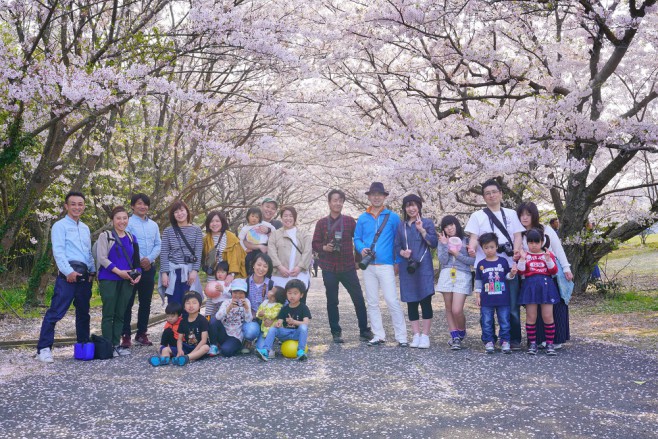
[91,334,114,360]
[92,230,136,271]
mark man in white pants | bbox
[354,182,408,346]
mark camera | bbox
[406,259,420,274]
[331,231,342,253]
[497,242,514,257]
[358,250,376,270]
[184,255,198,264]
[128,269,140,281]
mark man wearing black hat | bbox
[312,189,374,343]
[354,182,408,347]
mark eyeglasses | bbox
[483,190,500,197]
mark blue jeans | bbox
[37,276,92,352]
[480,305,510,344]
[261,324,308,351]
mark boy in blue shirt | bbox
[474,233,517,354]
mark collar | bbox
[131,214,151,222]
[64,215,81,225]
[366,206,385,218]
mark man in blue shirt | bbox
[123,193,161,347]
[36,191,96,363]
[354,182,408,347]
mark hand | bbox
[130,275,141,285]
[324,242,334,252]
[161,272,169,287]
[259,245,268,253]
[394,264,399,275]
[117,270,132,281]
[467,246,476,257]
[215,283,224,292]
[438,232,449,245]
[290,266,302,277]
[257,309,265,318]
[263,318,272,326]
[544,250,552,262]
[285,314,296,327]
[274,320,283,328]
[278,265,291,277]
[565,271,574,281]
[414,219,425,233]
[66,271,81,283]
[187,270,197,286]
[140,257,152,271]
[400,249,412,259]
[475,295,481,307]
[361,248,371,257]
[256,225,269,235]
[225,273,235,285]
[514,249,522,261]
[448,248,460,257]
[510,264,518,277]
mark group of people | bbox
[35,179,574,364]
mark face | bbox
[165,314,180,324]
[405,202,419,219]
[231,290,246,301]
[281,210,295,228]
[443,223,457,237]
[367,192,386,208]
[552,220,560,229]
[174,207,189,224]
[184,298,200,315]
[261,202,277,221]
[215,270,227,280]
[65,196,85,220]
[328,194,344,215]
[287,288,303,305]
[247,213,260,225]
[519,210,532,229]
[482,241,498,258]
[267,288,277,302]
[209,215,223,233]
[132,199,149,217]
[482,185,501,206]
[527,241,542,253]
[113,211,129,232]
[252,258,269,278]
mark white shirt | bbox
[465,207,525,266]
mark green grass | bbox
[0,282,103,318]
[624,234,658,245]
[593,291,658,314]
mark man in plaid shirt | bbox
[312,189,374,344]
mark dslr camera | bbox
[497,242,514,257]
[406,259,420,274]
[128,269,140,281]
[358,249,376,270]
[331,231,342,253]
[184,255,198,264]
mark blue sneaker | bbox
[255,348,269,362]
[174,355,189,366]
[208,345,219,357]
[149,356,161,367]
[296,349,308,362]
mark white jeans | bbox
[362,264,407,343]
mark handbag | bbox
[204,232,224,275]
[554,259,574,304]
[91,334,114,360]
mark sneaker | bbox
[510,341,522,351]
[174,355,189,366]
[360,329,375,341]
[296,349,308,361]
[116,346,131,356]
[120,334,132,348]
[367,338,385,346]
[36,347,54,363]
[241,340,253,354]
[149,356,162,367]
[255,348,269,362]
[501,341,511,354]
[553,343,563,350]
[485,342,495,354]
[160,356,171,365]
[332,333,345,344]
[113,347,120,358]
[398,341,409,348]
[208,345,220,357]
[450,338,462,351]
[546,343,557,356]
[527,342,538,355]
[409,333,421,348]
[134,333,153,346]
[539,342,546,350]
[418,335,430,349]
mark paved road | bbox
[1,279,657,438]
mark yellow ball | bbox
[280,340,308,358]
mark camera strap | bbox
[174,225,196,258]
[327,214,344,239]
[404,222,428,263]
[111,230,135,269]
[284,236,303,255]
[370,212,390,252]
[483,208,513,245]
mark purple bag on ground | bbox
[74,342,95,361]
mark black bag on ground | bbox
[91,334,114,360]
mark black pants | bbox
[122,266,156,336]
[407,295,433,321]
[323,269,369,334]
[208,317,242,357]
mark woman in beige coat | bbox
[268,206,313,293]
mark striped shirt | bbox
[160,225,203,273]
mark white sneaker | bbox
[116,346,131,356]
[36,347,54,363]
[418,334,430,349]
[409,333,421,348]
[113,347,120,358]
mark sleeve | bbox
[464,212,480,237]
[455,243,475,267]
[305,305,312,320]
[267,230,282,267]
[423,220,438,249]
[238,225,249,250]
[149,222,162,263]
[198,316,209,333]
[131,236,141,272]
[85,226,95,273]
[51,221,73,276]
[312,219,325,253]
[216,300,229,321]
[297,232,313,270]
[193,227,203,271]
[393,223,403,259]
[160,227,171,273]
[391,214,402,264]
[437,242,450,266]
[244,300,253,322]
[544,226,571,273]
[96,232,115,271]
[546,252,558,274]
[353,215,365,253]
[276,306,288,320]
[517,258,527,274]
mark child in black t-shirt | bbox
[255,279,311,362]
[173,292,210,366]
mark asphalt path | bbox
[1,277,657,438]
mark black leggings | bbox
[407,295,433,321]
